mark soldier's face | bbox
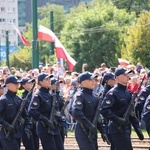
[22,82,33,91]
[40,78,51,88]
[116,73,130,86]
[6,83,20,92]
[81,79,96,89]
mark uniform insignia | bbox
[106,100,111,104]
[140,96,145,101]
[146,105,150,110]
[76,101,82,105]
[33,101,38,106]
[109,93,113,96]
[8,104,13,106]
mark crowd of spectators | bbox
[0,61,150,129]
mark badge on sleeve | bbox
[109,93,113,96]
[146,105,150,110]
[106,100,111,104]
[33,101,38,106]
[76,101,82,105]
[76,93,81,97]
[34,94,38,98]
[140,96,145,101]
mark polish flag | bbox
[37,25,76,72]
[118,58,129,66]
[12,24,30,46]
[37,25,55,42]
[55,36,76,72]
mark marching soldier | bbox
[70,72,108,150]
[20,77,39,150]
[100,68,144,150]
[0,75,31,150]
[50,78,67,143]
[28,73,64,150]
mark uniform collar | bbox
[40,87,50,93]
[7,90,17,97]
[82,87,93,94]
[116,83,127,91]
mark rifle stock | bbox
[6,82,36,141]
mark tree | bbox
[61,4,136,72]
[9,46,32,70]
[112,0,150,16]
[121,12,150,68]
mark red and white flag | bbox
[118,58,129,66]
[37,25,76,72]
[55,36,76,72]
[12,24,30,46]
[37,25,55,42]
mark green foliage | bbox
[112,0,150,16]
[121,12,150,68]
[9,46,32,70]
[61,4,136,72]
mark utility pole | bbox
[50,11,54,55]
[32,0,39,68]
[6,30,9,68]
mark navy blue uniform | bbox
[100,83,141,150]
[51,90,67,143]
[142,95,150,137]
[135,85,150,120]
[71,88,102,150]
[0,90,30,150]
[28,87,64,150]
[21,90,39,150]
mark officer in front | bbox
[28,73,64,150]
[70,71,107,150]
[100,68,144,150]
[0,75,31,150]
[20,77,39,150]
[142,95,150,137]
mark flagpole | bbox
[5,31,9,68]
[50,11,54,56]
[32,0,39,69]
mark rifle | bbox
[6,81,36,141]
[61,86,77,116]
[88,90,110,145]
[117,75,145,133]
[48,77,59,134]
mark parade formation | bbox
[0,62,149,150]
[0,0,150,149]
